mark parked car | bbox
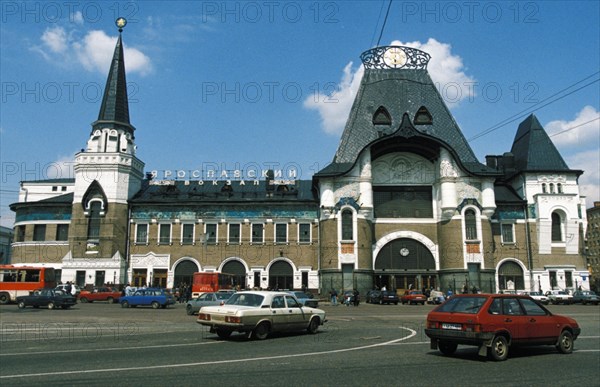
[120,288,175,309]
[572,290,600,305]
[401,290,426,305]
[522,291,549,305]
[55,284,82,296]
[197,291,327,340]
[368,290,399,305]
[545,290,573,304]
[427,290,446,305]
[78,287,121,303]
[17,288,77,310]
[287,291,319,308]
[365,290,380,303]
[425,294,580,361]
[186,292,233,315]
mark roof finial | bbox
[115,17,127,33]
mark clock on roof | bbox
[383,47,407,68]
[360,46,431,70]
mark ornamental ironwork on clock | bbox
[360,46,431,70]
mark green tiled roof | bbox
[130,180,317,204]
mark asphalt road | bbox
[0,301,598,386]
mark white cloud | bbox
[72,11,84,25]
[36,27,152,76]
[304,62,364,135]
[41,26,68,53]
[545,105,600,149]
[305,38,475,135]
[566,149,600,204]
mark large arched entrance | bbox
[221,259,247,289]
[498,261,524,293]
[269,260,293,290]
[173,260,199,289]
[375,238,436,292]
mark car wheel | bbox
[186,305,194,315]
[80,297,88,303]
[62,305,70,309]
[0,293,9,304]
[488,335,509,361]
[379,299,383,305]
[121,301,130,308]
[47,302,55,310]
[307,317,320,334]
[216,329,232,339]
[438,341,458,356]
[556,330,574,354]
[106,297,113,304]
[17,301,26,309]
[394,302,398,305]
[253,322,270,340]
[151,301,160,309]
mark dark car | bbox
[120,288,176,309]
[17,288,77,310]
[367,290,398,305]
[572,290,600,305]
[365,290,381,303]
[425,294,580,361]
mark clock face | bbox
[400,248,410,256]
[383,47,407,68]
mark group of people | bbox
[329,288,360,306]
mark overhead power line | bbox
[468,71,600,142]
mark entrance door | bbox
[133,269,147,287]
[153,269,167,288]
[342,264,354,291]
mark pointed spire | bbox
[91,19,135,136]
[510,114,570,171]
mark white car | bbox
[545,290,573,304]
[523,291,549,305]
[197,291,327,340]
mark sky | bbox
[1,0,599,227]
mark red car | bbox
[425,294,580,361]
[401,290,426,305]
[78,287,121,303]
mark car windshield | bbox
[435,296,487,314]
[225,293,264,307]
[216,293,231,300]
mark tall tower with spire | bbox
[66,18,145,285]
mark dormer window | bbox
[373,106,391,125]
[413,106,432,125]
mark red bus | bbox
[0,265,57,304]
[192,272,235,298]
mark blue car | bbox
[120,288,175,309]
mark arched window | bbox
[87,201,102,241]
[557,183,563,193]
[341,209,353,241]
[542,183,547,193]
[551,212,563,242]
[549,183,555,193]
[372,106,391,125]
[465,209,478,240]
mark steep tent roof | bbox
[510,114,576,173]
